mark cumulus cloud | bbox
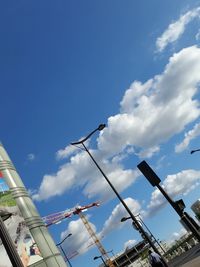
[56,145,79,160]
[98,46,200,156]
[33,148,139,201]
[175,123,200,153]
[156,7,200,52]
[58,198,141,257]
[146,169,200,216]
[137,146,160,159]
[124,239,137,250]
[59,217,96,258]
[33,45,200,202]
[32,162,77,201]
[56,139,90,160]
[100,198,141,237]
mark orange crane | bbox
[42,202,115,267]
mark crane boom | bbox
[42,202,100,226]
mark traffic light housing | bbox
[137,160,161,186]
[174,199,185,213]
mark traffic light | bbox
[137,161,161,186]
[174,199,185,214]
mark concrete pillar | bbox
[0,143,68,267]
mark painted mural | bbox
[0,171,43,267]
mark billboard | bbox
[0,171,43,267]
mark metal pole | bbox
[157,184,200,242]
[56,234,72,267]
[100,256,109,267]
[59,245,73,267]
[94,255,108,267]
[71,126,168,266]
[82,143,167,265]
[137,160,200,243]
[136,215,166,254]
[0,216,24,267]
[0,143,67,267]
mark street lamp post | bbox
[121,215,166,254]
[94,255,108,267]
[136,214,166,254]
[0,210,24,267]
[56,233,73,267]
[71,124,168,267]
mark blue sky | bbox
[1,0,200,266]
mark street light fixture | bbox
[71,124,168,266]
[121,215,166,254]
[94,255,108,267]
[190,149,200,154]
[0,210,24,267]
[56,233,73,267]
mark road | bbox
[168,243,200,267]
[181,256,200,267]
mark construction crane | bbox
[42,202,115,267]
[42,202,99,227]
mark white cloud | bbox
[98,46,200,157]
[59,217,96,258]
[56,145,78,160]
[124,239,137,250]
[33,45,200,201]
[27,153,35,161]
[137,146,160,159]
[156,7,200,52]
[32,151,139,201]
[175,123,200,153]
[33,148,139,201]
[100,198,141,237]
[56,138,90,160]
[59,199,141,258]
[32,162,77,201]
[147,169,200,216]
[195,28,200,40]
[83,168,139,201]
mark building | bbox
[98,240,149,267]
[191,199,200,221]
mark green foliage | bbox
[0,191,16,207]
[140,248,148,260]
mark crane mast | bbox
[75,209,115,267]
